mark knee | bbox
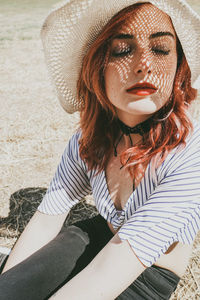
[57,224,90,246]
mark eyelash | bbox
[111,46,170,57]
[152,48,170,55]
[111,47,131,57]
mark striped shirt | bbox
[38,119,200,267]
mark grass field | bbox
[0,1,200,299]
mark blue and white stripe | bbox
[38,119,200,267]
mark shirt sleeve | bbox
[37,132,91,215]
[118,141,200,268]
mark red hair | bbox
[78,3,197,181]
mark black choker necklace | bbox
[114,118,152,157]
[118,118,151,136]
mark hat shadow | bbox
[0,187,98,241]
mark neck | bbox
[118,117,152,136]
[113,117,152,157]
[123,133,142,148]
[116,110,153,127]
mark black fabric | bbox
[116,265,180,300]
[0,225,89,300]
[118,118,152,136]
[0,253,9,274]
[0,214,180,300]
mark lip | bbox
[126,82,158,96]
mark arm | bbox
[3,133,90,273]
[50,234,146,300]
[2,210,68,273]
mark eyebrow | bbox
[113,33,134,39]
[150,31,175,39]
[113,31,175,40]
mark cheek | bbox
[154,55,177,96]
[105,58,132,90]
[104,64,123,98]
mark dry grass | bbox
[0,188,97,248]
[0,0,200,299]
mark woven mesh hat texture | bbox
[41,0,200,113]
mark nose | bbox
[133,51,152,75]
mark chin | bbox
[126,100,158,115]
[127,110,156,117]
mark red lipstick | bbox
[126,82,157,96]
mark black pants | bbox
[0,214,180,299]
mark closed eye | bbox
[111,46,132,57]
[152,48,170,55]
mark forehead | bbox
[120,4,175,36]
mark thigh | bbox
[71,214,114,254]
[59,214,114,281]
[46,214,114,298]
[116,265,181,300]
[0,214,113,300]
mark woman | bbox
[1,0,200,299]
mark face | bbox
[104,4,177,126]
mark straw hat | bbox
[41,0,200,113]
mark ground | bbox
[0,1,200,299]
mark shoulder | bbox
[63,129,89,172]
[181,118,200,154]
[157,118,200,177]
[66,129,82,157]
[189,118,200,145]
[68,129,82,146]
[171,118,199,155]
